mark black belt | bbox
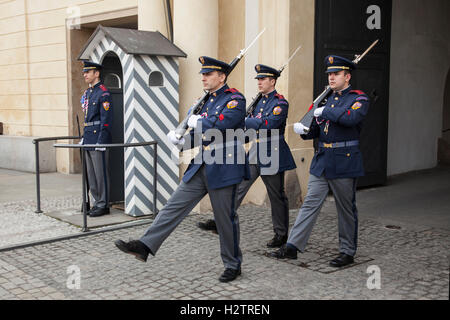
[320,140,359,148]
[84,121,101,127]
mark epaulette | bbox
[225,88,239,94]
[350,90,366,95]
[275,93,288,105]
[100,84,108,92]
[225,88,244,99]
[350,90,369,101]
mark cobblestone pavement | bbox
[0,197,80,247]
[0,198,448,300]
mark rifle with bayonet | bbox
[245,45,302,117]
[174,28,266,140]
[76,115,90,212]
[298,39,379,130]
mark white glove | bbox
[293,122,309,135]
[187,115,202,129]
[167,130,185,146]
[78,138,84,145]
[314,107,325,117]
[95,147,106,151]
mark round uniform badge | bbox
[351,102,362,110]
[227,100,238,109]
[273,106,282,115]
[329,56,334,64]
[103,102,110,111]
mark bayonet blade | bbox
[241,27,266,57]
[284,45,302,69]
[353,39,379,64]
[278,45,302,73]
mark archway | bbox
[101,51,124,204]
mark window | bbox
[149,71,164,87]
[104,73,121,89]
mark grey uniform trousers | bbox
[140,165,242,270]
[85,150,110,209]
[287,174,358,256]
[235,164,289,237]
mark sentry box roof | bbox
[78,25,187,60]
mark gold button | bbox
[94,130,97,133]
[215,112,218,114]
[335,97,339,100]
[210,99,214,102]
[263,101,266,104]
[331,104,335,108]
[347,153,350,157]
[260,108,263,112]
[228,154,232,157]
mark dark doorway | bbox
[314,0,392,187]
[438,69,450,165]
[101,52,124,204]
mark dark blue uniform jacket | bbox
[245,90,296,175]
[300,86,369,179]
[182,85,249,190]
[81,82,113,150]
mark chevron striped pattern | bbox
[89,35,180,216]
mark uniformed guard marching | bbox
[114,56,248,282]
[271,55,370,267]
[198,64,297,248]
[81,61,113,217]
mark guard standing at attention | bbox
[198,64,297,248]
[270,55,370,267]
[81,61,113,217]
[114,56,248,283]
